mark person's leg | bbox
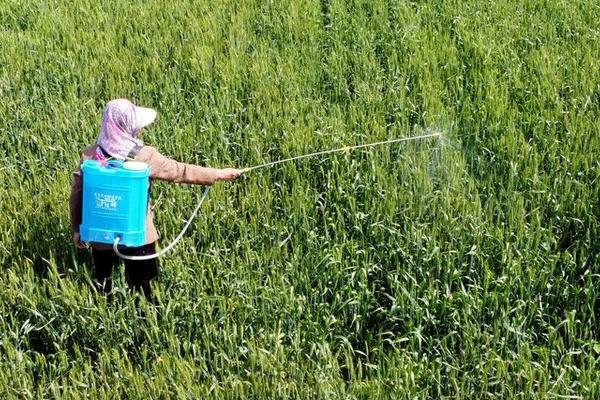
[91,248,118,296]
[122,242,159,303]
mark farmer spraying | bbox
[69,99,242,302]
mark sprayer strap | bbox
[127,144,143,160]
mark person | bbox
[69,98,241,302]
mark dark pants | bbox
[91,242,158,302]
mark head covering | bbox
[96,99,157,160]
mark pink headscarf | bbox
[96,99,157,160]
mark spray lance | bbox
[96,131,441,260]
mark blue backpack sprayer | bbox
[80,159,151,247]
[79,132,441,261]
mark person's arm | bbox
[136,146,241,184]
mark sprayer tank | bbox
[79,160,150,247]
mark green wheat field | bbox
[1,0,599,398]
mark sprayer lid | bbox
[123,161,148,171]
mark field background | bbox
[1,0,599,398]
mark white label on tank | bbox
[94,192,122,210]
